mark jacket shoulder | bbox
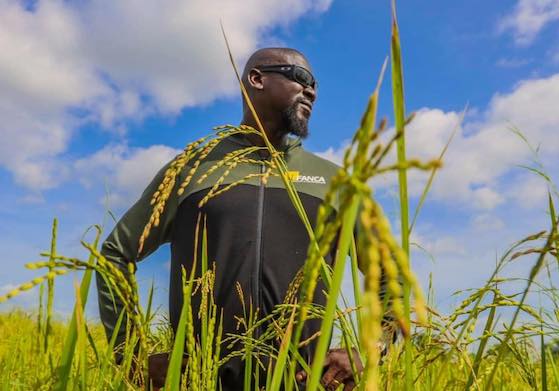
[294,146,341,178]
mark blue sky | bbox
[1,0,558,320]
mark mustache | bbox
[294,98,313,109]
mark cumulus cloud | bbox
[412,233,467,258]
[498,0,559,45]
[0,0,332,191]
[506,171,551,209]
[75,144,181,208]
[315,141,349,166]
[0,0,118,190]
[318,73,559,211]
[79,0,331,113]
[471,213,506,232]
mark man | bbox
[97,47,362,390]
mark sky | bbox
[0,0,558,322]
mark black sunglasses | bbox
[255,64,317,90]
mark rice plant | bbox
[1,1,558,390]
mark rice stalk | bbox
[390,1,413,389]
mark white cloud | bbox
[499,0,559,45]
[471,213,505,232]
[506,171,551,209]
[319,73,559,211]
[317,73,558,306]
[315,140,349,166]
[0,0,332,191]
[75,144,181,208]
[412,234,467,258]
[0,0,110,190]
[79,0,331,113]
[471,186,505,209]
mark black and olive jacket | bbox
[97,132,344,389]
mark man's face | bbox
[260,53,317,138]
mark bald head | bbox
[241,48,310,86]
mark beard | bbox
[280,99,310,139]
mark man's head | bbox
[241,48,317,139]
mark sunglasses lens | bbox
[294,67,315,88]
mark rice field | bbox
[1,3,558,390]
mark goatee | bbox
[281,100,309,139]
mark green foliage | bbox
[1,1,558,390]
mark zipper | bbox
[254,162,265,337]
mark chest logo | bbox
[287,171,326,184]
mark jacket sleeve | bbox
[96,162,179,351]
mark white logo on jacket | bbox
[287,171,326,184]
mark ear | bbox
[247,68,264,90]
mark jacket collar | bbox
[227,130,302,153]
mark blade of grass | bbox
[145,280,155,325]
[244,302,255,391]
[99,310,126,387]
[37,281,44,350]
[350,236,363,342]
[84,323,99,364]
[390,1,413,389]
[201,217,208,353]
[269,305,297,391]
[115,330,139,391]
[548,193,559,268]
[547,347,559,389]
[45,218,58,353]
[306,196,361,391]
[541,314,548,391]
[484,195,557,389]
[339,312,361,384]
[54,226,102,391]
[465,290,498,390]
[74,279,87,391]
[165,264,197,391]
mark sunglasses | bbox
[255,64,318,90]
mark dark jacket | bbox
[97,132,342,389]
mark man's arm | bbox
[97,162,179,352]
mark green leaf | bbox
[390,1,414,389]
[54,226,102,391]
[306,196,361,391]
[165,265,196,391]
